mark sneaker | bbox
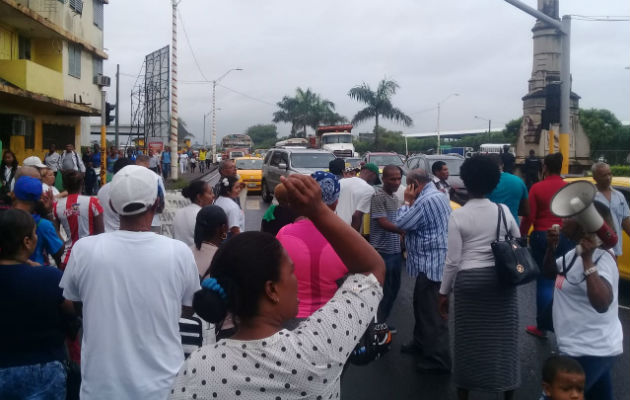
[525,325,547,339]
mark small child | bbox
[541,355,585,400]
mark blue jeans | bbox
[529,230,575,331]
[162,163,170,180]
[575,355,617,400]
[0,360,66,400]
[377,252,402,323]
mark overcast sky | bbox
[101,0,629,144]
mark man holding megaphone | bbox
[542,200,621,400]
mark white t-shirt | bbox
[215,196,245,232]
[173,203,202,246]
[42,182,60,198]
[336,177,374,225]
[152,175,165,228]
[552,248,623,357]
[97,182,119,232]
[168,273,383,400]
[59,231,201,400]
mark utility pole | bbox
[436,93,459,155]
[100,89,107,186]
[211,68,242,163]
[169,0,180,180]
[114,64,120,149]
[503,0,571,174]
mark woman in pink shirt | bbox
[276,171,347,328]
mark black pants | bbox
[412,272,451,370]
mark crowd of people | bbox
[0,143,628,400]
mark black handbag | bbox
[491,204,539,286]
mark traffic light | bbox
[105,102,115,126]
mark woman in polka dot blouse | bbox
[169,174,385,399]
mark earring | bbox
[221,232,227,240]
[273,297,280,304]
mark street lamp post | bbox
[211,68,243,163]
[436,93,459,155]
[203,111,211,148]
[474,115,492,139]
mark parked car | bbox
[564,176,630,281]
[362,152,405,173]
[261,148,336,203]
[405,154,467,204]
[235,156,263,193]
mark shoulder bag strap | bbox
[495,203,503,242]
[498,205,512,240]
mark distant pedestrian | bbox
[179,151,188,175]
[488,153,529,223]
[44,144,60,177]
[191,205,228,278]
[524,149,542,189]
[1,150,18,193]
[336,162,379,231]
[40,167,63,199]
[53,171,104,269]
[161,147,172,180]
[431,160,451,200]
[214,175,245,237]
[148,149,161,174]
[592,162,630,258]
[439,155,520,399]
[520,152,574,338]
[97,157,136,232]
[59,165,201,399]
[501,144,516,174]
[370,165,404,327]
[173,180,215,246]
[106,147,119,174]
[329,157,345,180]
[396,168,451,374]
[58,144,85,173]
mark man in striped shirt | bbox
[395,168,452,373]
[53,171,104,269]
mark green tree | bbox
[348,79,413,148]
[580,108,629,164]
[272,88,345,138]
[246,124,278,149]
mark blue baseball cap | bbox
[311,171,340,205]
[14,176,43,202]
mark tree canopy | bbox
[272,88,346,138]
[348,79,413,148]
[580,108,629,164]
[246,124,278,149]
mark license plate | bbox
[247,183,258,188]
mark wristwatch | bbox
[584,266,598,277]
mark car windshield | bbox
[290,153,336,168]
[230,152,244,158]
[236,159,263,169]
[322,135,352,144]
[370,155,403,166]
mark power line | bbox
[217,83,276,107]
[177,9,209,82]
[570,14,629,22]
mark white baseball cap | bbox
[109,165,159,216]
[23,156,47,168]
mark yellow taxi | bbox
[564,176,630,280]
[235,156,264,192]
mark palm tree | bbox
[348,79,413,148]
[273,88,346,137]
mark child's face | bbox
[543,371,585,400]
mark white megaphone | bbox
[550,181,618,250]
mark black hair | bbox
[431,160,447,174]
[113,157,135,175]
[0,209,35,260]
[382,164,403,178]
[193,232,284,324]
[487,153,503,167]
[542,355,584,383]
[182,180,208,203]
[544,152,563,175]
[1,150,18,170]
[218,175,239,197]
[460,155,501,197]
[329,158,345,176]
[194,205,228,250]
[62,170,84,193]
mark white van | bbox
[479,143,512,154]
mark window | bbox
[93,0,103,29]
[69,0,83,14]
[68,43,81,78]
[290,153,335,169]
[93,56,102,78]
[18,36,31,60]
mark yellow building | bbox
[0,0,107,162]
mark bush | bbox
[611,165,630,177]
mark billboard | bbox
[144,46,170,141]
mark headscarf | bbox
[311,171,340,205]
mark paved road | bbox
[235,192,630,400]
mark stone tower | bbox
[515,0,591,170]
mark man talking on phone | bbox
[395,168,452,374]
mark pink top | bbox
[276,219,348,318]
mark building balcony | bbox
[0,59,63,99]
